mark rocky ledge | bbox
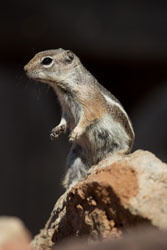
[31,150,167,250]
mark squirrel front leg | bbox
[69,112,89,141]
[69,89,107,142]
[50,113,68,140]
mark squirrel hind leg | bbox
[62,144,90,189]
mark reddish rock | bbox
[31,150,167,250]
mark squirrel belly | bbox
[53,84,132,189]
[62,113,131,189]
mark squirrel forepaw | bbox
[50,124,66,140]
[69,127,84,142]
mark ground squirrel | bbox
[24,48,135,189]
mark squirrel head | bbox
[24,48,81,88]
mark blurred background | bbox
[0,0,167,235]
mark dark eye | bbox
[42,57,53,65]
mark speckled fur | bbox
[24,48,135,189]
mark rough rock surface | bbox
[52,226,167,250]
[31,150,167,250]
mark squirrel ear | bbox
[65,50,74,63]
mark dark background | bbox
[0,0,167,235]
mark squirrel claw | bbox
[69,127,84,142]
[69,133,76,142]
[50,132,58,140]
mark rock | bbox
[0,216,31,250]
[31,150,167,250]
[52,226,167,250]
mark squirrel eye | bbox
[42,57,53,65]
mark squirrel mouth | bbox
[33,77,42,81]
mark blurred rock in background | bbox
[0,216,31,250]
